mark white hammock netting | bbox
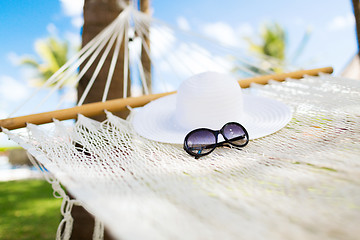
[3,74,360,240]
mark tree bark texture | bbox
[140,0,152,94]
[72,1,129,239]
[352,0,360,56]
[78,0,131,121]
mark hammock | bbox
[3,74,360,240]
[1,3,359,240]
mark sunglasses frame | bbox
[183,122,249,159]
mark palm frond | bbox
[20,37,78,89]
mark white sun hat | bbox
[132,72,292,144]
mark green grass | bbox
[0,180,62,240]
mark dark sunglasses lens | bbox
[222,123,248,146]
[186,129,216,156]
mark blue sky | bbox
[152,0,356,70]
[0,0,357,146]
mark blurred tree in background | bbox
[20,37,77,90]
[245,22,311,73]
[247,23,286,62]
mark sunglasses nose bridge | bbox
[215,130,226,142]
[214,130,220,140]
[220,125,230,140]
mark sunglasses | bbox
[183,122,249,159]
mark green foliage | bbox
[245,22,286,73]
[0,180,62,240]
[245,22,311,73]
[20,37,77,88]
[246,22,286,60]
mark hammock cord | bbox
[133,10,261,82]
[122,11,130,98]
[8,12,123,117]
[53,19,122,109]
[148,23,197,75]
[27,152,85,240]
[133,14,183,87]
[7,4,293,118]
[93,218,105,240]
[78,9,130,106]
[133,16,172,92]
[102,13,126,102]
[145,11,278,74]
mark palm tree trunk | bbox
[78,0,131,121]
[352,0,360,56]
[72,1,129,239]
[140,0,152,93]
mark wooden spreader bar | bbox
[0,67,333,131]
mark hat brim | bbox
[132,94,292,144]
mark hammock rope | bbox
[8,11,124,117]
[2,74,359,240]
[102,12,126,102]
[8,4,298,119]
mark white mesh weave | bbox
[4,75,360,240]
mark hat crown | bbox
[175,72,244,130]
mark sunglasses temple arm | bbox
[218,135,247,144]
[187,143,217,159]
[188,143,217,152]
